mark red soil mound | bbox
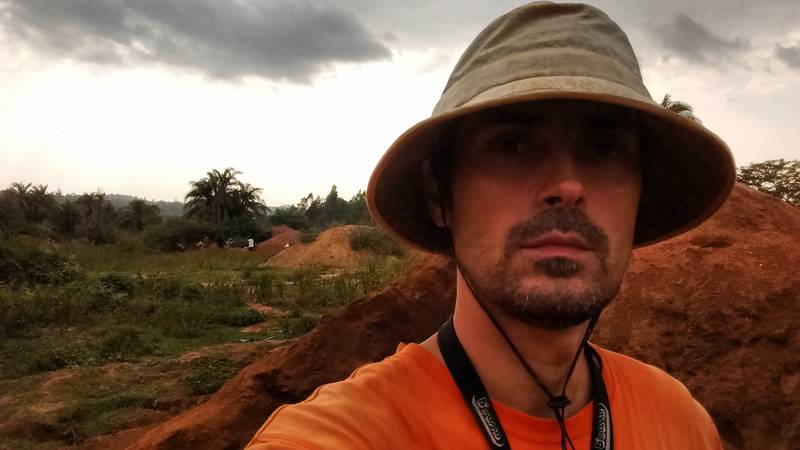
[264,225,375,269]
[110,184,798,450]
[256,226,301,258]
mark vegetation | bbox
[0,233,412,448]
[181,356,241,395]
[661,93,702,123]
[737,159,799,207]
[270,186,372,234]
[0,169,418,447]
[349,226,405,257]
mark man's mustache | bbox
[505,207,610,257]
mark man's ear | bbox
[421,158,449,229]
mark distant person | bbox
[248,238,255,251]
[225,237,234,249]
[246,3,734,449]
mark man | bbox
[247,2,735,449]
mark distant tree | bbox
[8,182,31,199]
[302,194,324,228]
[319,185,349,226]
[290,188,373,230]
[53,199,81,238]
[229,182,270,219]
[184,168,268,224]
[118,199,163,232]
[346,190,372,225]
[75,192,116,243]
[2,182,58,226]
[185,168,237,223]
[144,217,214,251]
[25,185,58,223]
[0,189,26,237]
[661,94,702,124]
[270,205,310,230]
[737,159,800,206]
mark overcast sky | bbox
[1,0,798,205]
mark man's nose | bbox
[537,151,585,207]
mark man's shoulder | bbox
[245,344,454,449]
[595,346,716,432]
[594,345,694,399]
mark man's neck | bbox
[420,275,593,419]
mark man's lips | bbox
[518,232,593,255]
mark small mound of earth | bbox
[263,225,376,269]
[256,226,301,258]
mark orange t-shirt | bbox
[246,343,721,449]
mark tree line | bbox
[1,159,795,249]
[0,167,373,250]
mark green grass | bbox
[58,240,268,273]
[181,356,241,395]
[0,237,415,447]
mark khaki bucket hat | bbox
[367,1,736,254]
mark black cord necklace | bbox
[439,262,613,450]
[437,316,612,450]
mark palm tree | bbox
[76,192,114,243]
[118,199,162,232]
[26,184,57,223]
[185,168,241,224]
[231,182,269,218]
[660,94,702,124]
[184,167,268,224]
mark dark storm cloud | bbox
[776,45,800,69]
[652,13,749,65]
[0,0,392,82]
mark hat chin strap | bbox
[447,234,599,450]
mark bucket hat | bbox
[367,1,736,254]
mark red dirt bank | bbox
[90,184,799,450]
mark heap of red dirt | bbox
[100,184,798,450]
[263,225,377,269]
[256,226,301,258]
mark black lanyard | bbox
[437,317,613,450]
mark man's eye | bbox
[586,139,618,159]
[580,131,637,163]
[487,130,536,155]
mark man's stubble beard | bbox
[460,207,624,330]
[480,255,620,329]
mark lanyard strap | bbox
[437,317,613,450]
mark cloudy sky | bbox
[1,0,798,205]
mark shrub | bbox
[96,326,155,360]
[181,356,240,395]
[140,275,204,301]
[144,217,214,251]
[0,284,94,337]
[115,232,148,252]
[0,240,80,284]
[250,273,285,306]
[278,310,318,338]
[349,226,405,257]
[154,301,214,338]
[4,339,91,376]
[300,228,319,243]
[221,307,263,327]
[98,272,136,298]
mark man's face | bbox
[444,100,642,329]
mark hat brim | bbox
[367,76,736,254]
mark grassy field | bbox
[0,237,412,449]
